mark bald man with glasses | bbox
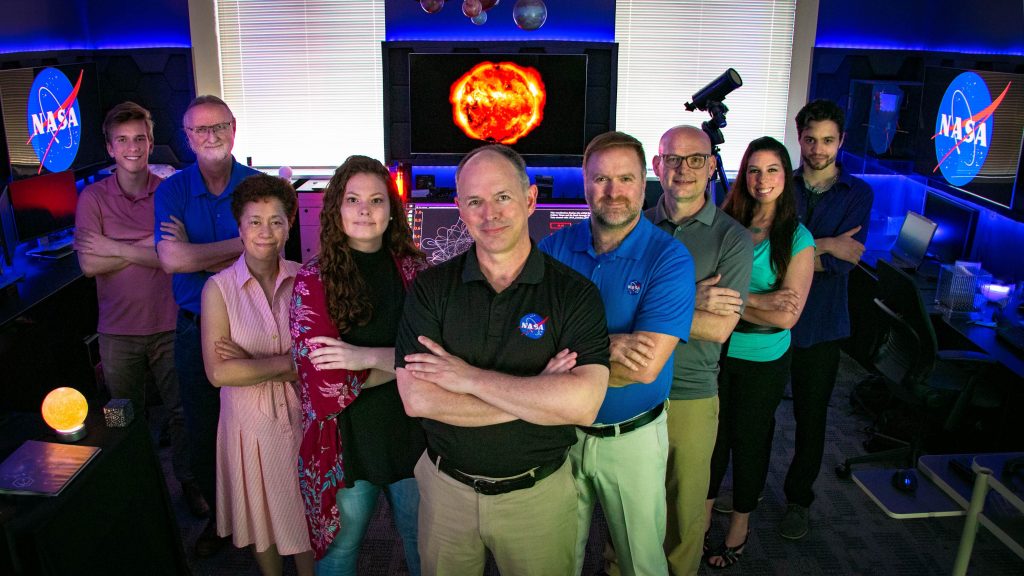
[645,126,753,576]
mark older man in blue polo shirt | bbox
[540,131,695,576]
[154,95,260,557]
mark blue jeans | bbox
[317,477,421,576]
[175,311,221,510]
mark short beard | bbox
[802,154,835,172]
[593,206,640,230]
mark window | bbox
[615,0,797,173]
[216,0,386,167]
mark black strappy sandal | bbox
[706,530,750,569]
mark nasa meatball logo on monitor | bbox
[26,67,83,174]
[932,71,1010,187]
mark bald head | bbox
[653,125,717,210]
[659,125,711,155]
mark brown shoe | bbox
[195,518,229,558]
[181,481,210,518]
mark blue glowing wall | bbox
[817,0,1024,56]
[386,0,614,42]
[1,0,190,54]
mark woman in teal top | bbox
[705,137,815,569]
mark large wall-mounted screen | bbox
[409,53,587,157]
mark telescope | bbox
[685,68,743,112]
[684,68,743,199]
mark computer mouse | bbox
[891,469,918,493]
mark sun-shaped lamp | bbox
[41,387,89,442]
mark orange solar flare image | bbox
[449,61,547,145]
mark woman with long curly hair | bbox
[290,156,426,575]
[704,137,815,569]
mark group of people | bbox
[75,93,872,576]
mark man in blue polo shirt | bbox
[154,95,259,557]
[781,99,873,540]
[540,131,695,576]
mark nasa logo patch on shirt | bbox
[519,313,548,340]
[627,280,642,295]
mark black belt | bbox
[733,319,783,334]
[180,309,200,324]
[577,401,664,438]
[427,447,564,496]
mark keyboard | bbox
[26,237,75,259]
[997,323,1024,354]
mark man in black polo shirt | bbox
[396,144,610,576]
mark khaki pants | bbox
[414,450,578,576]
[664,396,720,576]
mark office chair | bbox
[836,259,994,478]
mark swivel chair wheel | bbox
[835,463,852,479]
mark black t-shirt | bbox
[395,244,610,477]
[337,247,426,487]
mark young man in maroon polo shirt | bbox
[74,101,206,518]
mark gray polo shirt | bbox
[644,192,753,400]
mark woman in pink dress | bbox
[201,174,313,576]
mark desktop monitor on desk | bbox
[0,170,78,261]
[406,202,590,265]
[923,191,979,264]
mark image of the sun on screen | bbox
[409,53,587,157]
[449,61,547,145]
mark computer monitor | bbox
[406,202,590,266]
[922,191,979,264]
[890,211,937,269]
[5,170,77,246]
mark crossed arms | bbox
[397,335,608,427]
[156,215,241,274]
[201,280,296,387]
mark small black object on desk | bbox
[892,469,919,493]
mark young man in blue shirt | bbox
[781,99,873,539]
[540,131,695,576]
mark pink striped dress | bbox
[211,255,310,555]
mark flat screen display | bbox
[891,211,936,268]
[923,191,978,263]
[914,67,1024,212]
[409,54,587,156]
[407,203,590,265]
[0,63,106,180]
[7,170,77,242]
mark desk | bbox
[851,466,963,519]
[917,453,1024,575]
[0,412,188,575]
[0,249,98,412]
[0,248,85,328]
[850,260,1024,380]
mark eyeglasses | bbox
[660,153,710,170]
[184,121,233,137]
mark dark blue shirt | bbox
[153,158,261,314]
[791,165,874,347]
[540,216,695,424]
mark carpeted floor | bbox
[156,352,1024,575]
